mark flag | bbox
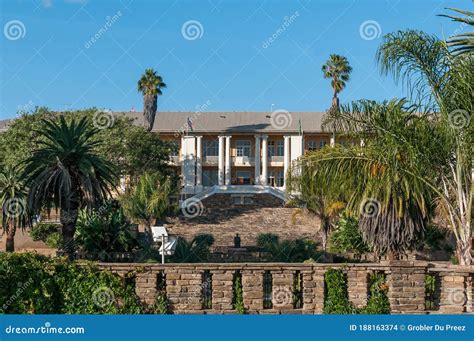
[298,118,303,136]
[187,117,194,132]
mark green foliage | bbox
[420,224,453,253]
[169,234,215,263]
[329,215,370,254]
[232,272,246,314]
[150,291,170,314]
[256,233,321,262]
[0,107,176,179]
[120,172,176,228]
[0,253,143,314]
[75,201,138,256]
[29,223,62,248]
[425,274,437,310]
[323,269,390,314]
[323,269,355,314]
[362,273,390,314]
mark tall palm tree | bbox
[138,69,166,131]
[321,54,352,144]
[24,116,117,259]
[0,165,31,252]
[321,54,353,110]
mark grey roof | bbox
[124,111,327,134]
[0,111,328,134]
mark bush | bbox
[232,272,246,314]
[75,201,138,257]
[169,234,215,263]
[0,253,143,314]
[256,233,321,262]
[323,269,356,314]
[329,216,370,255]
[29,223,62,248]
[362,273,390,314]
[150,291,170,314]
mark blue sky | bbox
[0,0,470,119]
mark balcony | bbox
[233,156,254,166]
[269,155,284,166]
[203,155,219,166]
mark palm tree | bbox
[24,116,117,259]
[290,99,436,257]
[120,172,174,232]
[321,54,352,144]
[439,5,474,56]
[138,69,166,131]
[0,165,31,252]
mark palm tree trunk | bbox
[60,200,79,260]
[5,224,15,252]
[143,94,158,131]
[457,238,472,265]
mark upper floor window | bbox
[319,140,327,149]
[307,141,317,151]
[268,141,275,157]
[236,140,251,157]
[203,139,218,157]
[276,141,284,156]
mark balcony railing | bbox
[233,156,254,166]
[203,155,219,165]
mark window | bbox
[268,141,275,157]
[319,140,327,149]
[307,141,317,151]
[268,171,284,187]
[203,139,218,157]
[236,140,251,157]
[276,141,284,156]
[203,169,218,187]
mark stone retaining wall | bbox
[98,261,474,314]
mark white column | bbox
[254,135,261,185]
[283,136,291,188]
[261,135,268,185]
[218,135,225,185]
[225,136,231,185]
[330,133,335,147]
[196,136,202,191]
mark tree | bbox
[138,69,166,131]
[24,116,117,259]
[120,172,175,231]
[321,54,352,145]
[169,234,215,263]
[322,54,353,109]
[439,4,474,56]
[377,30,472,264]
[0,165,31,252]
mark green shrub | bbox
[169,234,215,263]
[0,253,143,314]
[323,269,356,314]
[29,223,62,248]
[362,273,390,314]
[329,216,370,254]
[150,291,170,314]
[75,201,138,257]
[232,272,246,314]
[256,233,321,262]
[425,274,437,310]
